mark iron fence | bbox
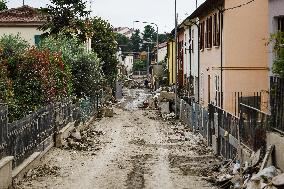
[270,76,284,133]
[7,104,55,167]
[208,104,239,159]
[179,100,210,144]
[239,103,268,151]
[0,95,101,167]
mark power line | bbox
[224,0,255,11]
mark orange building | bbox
[186,0,271,114]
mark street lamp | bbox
[134,20,159,65]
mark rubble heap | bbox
[198,146,284,189]
[63,127,103,152]
[25,164,60,180]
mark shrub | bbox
[270,31,284,77]
[10,48,72,120]
[39,34,103,98]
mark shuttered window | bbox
[213,13,220,46]
[199,22,205,50]
[34,35,41,46]
[208,16,212,48]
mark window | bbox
[278,17,284,32]
[34,35,42,46]
[184,34,187,55]
[191,29,194,53]
[205,16,212,48]
[199,22,205,50]
[213,13,220,46]
[205,18,208,48]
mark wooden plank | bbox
[260,145,275,170]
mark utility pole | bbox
[23,0,25,6]
[174,0,178,116]
[147,46,150,76]
[196,0,198,9]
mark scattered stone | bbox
[63,127,104,152]
[272,173,284,186]
[71,129,82,140]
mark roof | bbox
[155,42,168,49]
[170,0,224,34]
[188,0,223,19]
[0,5,46,27]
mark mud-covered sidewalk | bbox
[15,89,218,189]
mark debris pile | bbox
[25,164,60,180]
[123,79,141,89]
[63,128,103,152]
[162,112,176,121]
[198,146,284,189]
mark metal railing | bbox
[270,76,284,133]
[0,95,101,167]
[239,103,268,151]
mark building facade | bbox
[177,0,273,114]
[0,6,45,46]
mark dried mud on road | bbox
[15,90,218,189]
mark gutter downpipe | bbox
[220,10,224,109]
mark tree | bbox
[88,17,118,85]
[39,33,103,98]
[0,0,7,11]
[130,29,142,52]
[116,33,132,52]
[133,60,147,71]
[142,25,156,52]
[39,0,89,36]
[158,33,170,44]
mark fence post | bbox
[213,112,219,155]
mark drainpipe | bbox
[220,10,224,109]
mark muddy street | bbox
[16,89,218,189]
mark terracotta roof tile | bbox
[0,5,46,25]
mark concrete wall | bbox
[267,132,284,171]
[0,156,13,189]
[0,27,43,46]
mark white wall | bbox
[184,27,190,78]
[0,27,44,46]
[123,55,134,73]
[191,24,199,78]
[158,46,167,64]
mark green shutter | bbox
[34,35,41,46]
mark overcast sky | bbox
[7,0,205,33]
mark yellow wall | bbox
[167,41,176,85]
[223,0,270,113]
[0,27,43,46]
[196,0,270,114]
